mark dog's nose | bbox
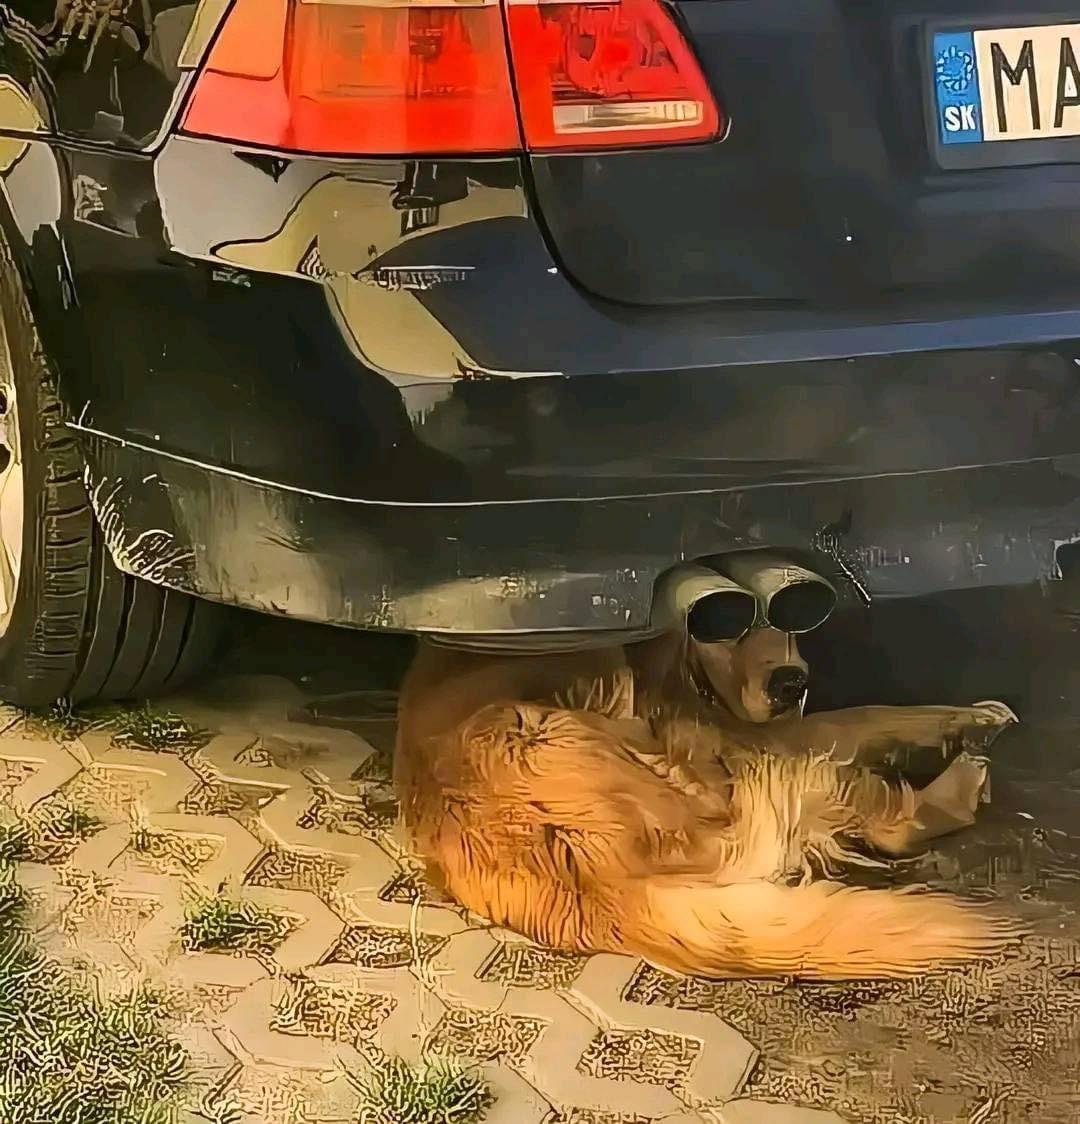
[767,666,808,711]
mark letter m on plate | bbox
[974,23,1080,141]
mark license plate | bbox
[933,22,1080,146]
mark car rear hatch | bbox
[525,0,1080,306]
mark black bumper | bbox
[12,140,1080,633]
[78,431,1080,633]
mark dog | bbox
[394,557,1022,980]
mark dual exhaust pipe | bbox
[653,552,837,642]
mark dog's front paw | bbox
[947,700,1019,754]
[970,700,1020,727]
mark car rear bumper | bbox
[19,139,1080,633]
[77,423,1080,633]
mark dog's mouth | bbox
[689,653,807,723]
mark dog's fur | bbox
[395,625,1022,980]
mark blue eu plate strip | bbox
[934,30,984,145]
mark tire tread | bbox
[0,239,222,707]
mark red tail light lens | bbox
[181,0,722,155]
[182,0,521,155]
[505,0,722,150]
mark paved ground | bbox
[4,582,1080,1124]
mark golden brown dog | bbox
[395,577,1022,980]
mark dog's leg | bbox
[903,751,990,847]
[780,701,1017,765]
[555,669,729,804]
[833,752,991,857]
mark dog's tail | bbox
[620,876,1022,980]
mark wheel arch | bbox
[0,125,83,421]
[0,107,224,707]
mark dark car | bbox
[0,0,1078,705]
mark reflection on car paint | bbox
[0,1,217,149]
[0,6,52,108]
[158,150,526,268]
[47,1,134,64]
[0,77,62,248]
[177,0,229,72]
[157,144,541,381]
[0,77,42,164]
[305,262,477,294]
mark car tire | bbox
[0,239,223,710]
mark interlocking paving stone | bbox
[0,677,854,1124]
[720,1101,850,1124]
[0,735,82,811]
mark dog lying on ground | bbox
[394,559,1022,980]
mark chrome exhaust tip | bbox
[651,563,759,643]
[708,551,837,635]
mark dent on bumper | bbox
[79,432,1080,633]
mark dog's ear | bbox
[625,632,686,693]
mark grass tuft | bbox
[20,698,209,753]
[106,703,209,754]
[347,1055,492,1124]
[0,799,103,863]
[21,698,95,741]
[38,799,102,841]
[181,894,294,956]
[0,812,31,863]
[0,855,189,1124]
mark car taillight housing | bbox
[505,0,721,150]
[182,0,521,155]
[181,0,722,155]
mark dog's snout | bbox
[767,666,808,710]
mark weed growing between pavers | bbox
[0,798,104,863]
[107,703,210,754]
[0,859,189,1124]
[19,697,96,741]
[346,1055,492,1124]
[0,811,30,862]
[182,894,295,956]
[20,698,210,753]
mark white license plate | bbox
[933,22,1080,145]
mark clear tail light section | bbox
[182,0,522,155]
[505,0,722,150]
[180,0,722,155]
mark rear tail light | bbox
[505,0,722,150]
[181,0,722,155]
[182,0,521,155]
